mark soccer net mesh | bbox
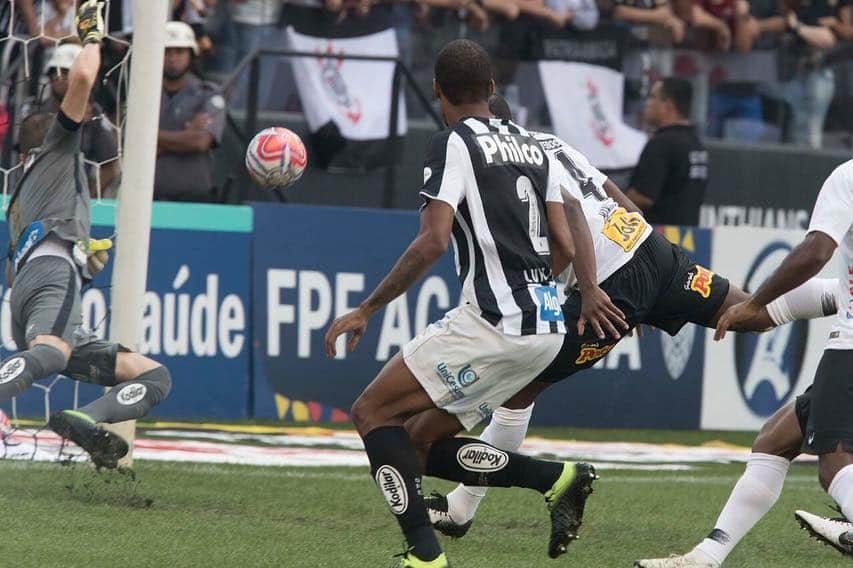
[0,0,130,461]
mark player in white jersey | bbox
[635,160,853,567]
[414,96,842,546]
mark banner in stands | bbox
[539,61,647,170]
[700,227,836,431]
[0,204,253,421]
[286,26,407,141]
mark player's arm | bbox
[716,165,851,339]
[603,179,643,214]
[324,130,463,357]
[715,232,836,340]
[561,187,628,338]
[324,201,454,357]
[624,187,656,212]
[61,43,101,123]
[61,1,104,123]
[547,202,574,274]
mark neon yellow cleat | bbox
[544,462,599,558]
[391,550,449,568]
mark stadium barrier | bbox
[0,202,839,430]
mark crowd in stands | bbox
[0,0,851,202]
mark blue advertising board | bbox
[0,199,713,428]
[251,203,459,421]
[0,202,253,420]
[252,205,711,430]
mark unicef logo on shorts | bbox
[457,365,479,387]
[735,242,808,417]
[435,362,480,400]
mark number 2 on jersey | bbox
[516,176,550,255]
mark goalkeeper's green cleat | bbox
[391,549,450,568]
[544,462,598,559]
[49,410,128,469]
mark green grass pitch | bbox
[0,431,850,567]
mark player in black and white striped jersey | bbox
[324,40,627,567]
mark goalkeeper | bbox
[1,1,171,468]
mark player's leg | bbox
[635,401,804,567]
[0,258,78,402]
[49,338,171,469]
[420,241,650,536]
[794,350,853,556]
[62,342,172,424]
[417,381,546,535]
[362,304,590,562]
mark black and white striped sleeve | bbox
[420,130,468,211]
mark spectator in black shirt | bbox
[626,78,709,227]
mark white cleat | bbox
[634,550,719,567]
[795,509,853,557]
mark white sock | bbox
[828,464,853,521]
[766,277,839,326]
[694,453,789,565]
[445,404,534,523]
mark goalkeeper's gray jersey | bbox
[7,117,91,269]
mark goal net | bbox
[0,0,138,462]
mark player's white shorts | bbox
[402,303,563,430]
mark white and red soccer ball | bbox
[245,127,308,189]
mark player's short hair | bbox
[435,39,492,105]
[18,112,54,157]
[658,77,693,119]
[488,94,513,121]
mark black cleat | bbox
[49,410,129,469]
[424,491,474,539]
[545,462,598,559]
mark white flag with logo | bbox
[539,61,646,170]
[286,26,407,141]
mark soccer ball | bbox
[245,127,308,189]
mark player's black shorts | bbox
[536,231,730,384]
[796,349,853,455]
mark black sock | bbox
[425,437,565,493]
[362,426,442,562]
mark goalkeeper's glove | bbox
[75,237,112,280]
[76,0,105,45]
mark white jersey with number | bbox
[533,132,653,287]
[808,159,853,350]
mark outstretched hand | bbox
[714,300,763,341]
[325,308,370,357]
[578,285,629,340]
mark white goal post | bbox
[106,0,170,467]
